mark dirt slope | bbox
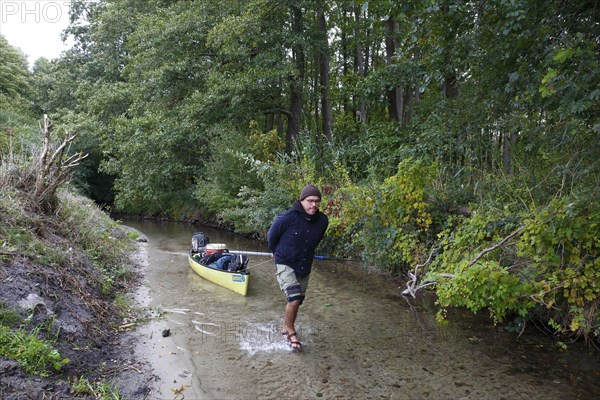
[0,229,156,399]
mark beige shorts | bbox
[276,264,309,303]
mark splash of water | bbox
[239,321,316,355]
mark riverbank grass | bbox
[0,303,69,377]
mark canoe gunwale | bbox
[188,250,250,275]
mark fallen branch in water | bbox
[402,225,526,298]
[401,247,435,298]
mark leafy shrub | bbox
[193,124,261,220]
[427,195,599,339]
[248,120,285,162]
[324,158,436,272]
[217,134,330,236]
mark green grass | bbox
[0,304,20,325]
[70,376,123,399]
[0,323,69,377]
[57,191,136,294]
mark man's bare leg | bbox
[283,299,301,333]
[283,300,302,349]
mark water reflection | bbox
[125,219,600,400]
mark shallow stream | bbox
[125,220,600,400]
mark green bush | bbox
[324,158,436,272]
[427,195,599,339]
[193,124,261,221]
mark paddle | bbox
[227,250,357,262]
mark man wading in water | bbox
[267,184,329,351]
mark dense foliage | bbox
[2,0,598,342]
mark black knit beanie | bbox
[300,184,321,201]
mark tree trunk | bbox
[266,112,274,132]
[405,89,415,125]
[503,130,517,175]
[440,3,460,99]
[403,47,421,125]
[318,7,333,141]
[354,5,366,124]
[443,72,460,99]
[314,54,319,135]
[286,5,305,149]
[341,7,349,115]
[277,112,284,136]
[385,17,402,122]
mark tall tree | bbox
[0,35,34,152]
[384,16,402,122]
[317,2,333,141]
[353,4,367,123]
[0,35,31,102]
[287,4,306,147]
[439,3,461,100]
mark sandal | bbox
[286,332,302,351]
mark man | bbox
[267,184,329,351]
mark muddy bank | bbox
[0,227,156,399]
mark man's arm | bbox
[316,214,329,245]
[267,213,285,253]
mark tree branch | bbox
[466,225,525,268]
[402,225,526,298]
[401,247,436,297]
[262,107,292,117]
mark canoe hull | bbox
[188,252,249,296]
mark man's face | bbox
[301,196,321,215]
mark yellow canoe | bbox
[188,251,250,296]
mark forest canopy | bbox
[2,0,598,343]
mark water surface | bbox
[125,220,600,399]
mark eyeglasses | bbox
[303,199,321,205]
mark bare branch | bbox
[33,115,88,209]
[401,247,436,297]
[466,225,525,268]
[527,285,563,310]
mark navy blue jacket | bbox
[267,201,329,278]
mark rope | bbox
[246,258,273,270]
